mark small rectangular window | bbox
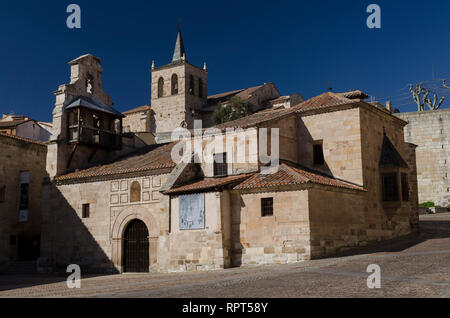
[0,185,5,202]
[382,173,398,202]
[261,198,274,217]
[213,153,228,177]
[401,173,409,202]
[82,204,90,218]
[313,142,324,165]
[19,171,30,212]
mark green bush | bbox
[213,96,252,125]
[419,202,435,208]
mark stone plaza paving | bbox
[0,213,449,298]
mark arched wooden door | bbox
[123,219,149,272]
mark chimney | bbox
[386,101,392,112]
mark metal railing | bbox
[68,125,121,149]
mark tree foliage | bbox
[213,96,252,125]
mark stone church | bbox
[38,30,420,273]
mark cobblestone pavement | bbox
[0,213,449,298]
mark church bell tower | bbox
[150,28,208,140]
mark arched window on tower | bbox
[189,75,194,95]
[130,181,141,202]
[86,75,93,94]
[198,78,203,98]
[171,74,178,95]
[158,77,164,98]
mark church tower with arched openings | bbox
[150,28,208,141]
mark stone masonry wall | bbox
[0,135,47,269]
[168,192,228,272]
[395,109,450,206]
[232,189,310,266]
[40,173,170,273]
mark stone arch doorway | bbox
[123,219,149,272]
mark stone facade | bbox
[0,134,47,270]
[396,109,450,207]
[122,106,151,133]
[36,33,420,274]
[151,62,207,134]
[40,172,171,273]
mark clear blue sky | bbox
[1,0,449,122]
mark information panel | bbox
[179,193,205,230]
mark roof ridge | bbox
[279,163,310,183]
[0,132,47,146]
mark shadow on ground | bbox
[0,214,448,293]
[331,216,450,258]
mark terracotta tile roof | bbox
[164,173,253,195]
[336,90,369,100]
[55,142,177,181]
[292,92,356,112]
[266,96,290,104]
[212,91,361,130]
[0,132,47,146]
[234,163,365,192]
[215,106,292,130]
[207,85,265,106]
[123,105,151,115]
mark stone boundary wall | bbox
[395,109,450,207]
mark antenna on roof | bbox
[327,81,332,91]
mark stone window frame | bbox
[213,153,228,177]
[380,168,410,207]
[189,75,195,95]
[157,77,164,98]
[130,180,142,203]
[85,74,94,94]
[82,203,90,218]
[381,172,399,202]
[171,74,179,95]
[261,197,274,217]
[312,140,325,166]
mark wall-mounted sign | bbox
[179,193,205,230]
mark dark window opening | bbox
[0,185,5,202]
[261,198,274,217]
[158,77,164,98]
[82,204,90,218]
[213,153,227,177]
[189,75,194,95]
[401,173,409,202]
[171,74,178,95]
[10,235,16,245]
[198,78,204,98]
[86,76,93,94]
[382,173,398,202]
[19,183,29,210]
[313,143,324,165]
